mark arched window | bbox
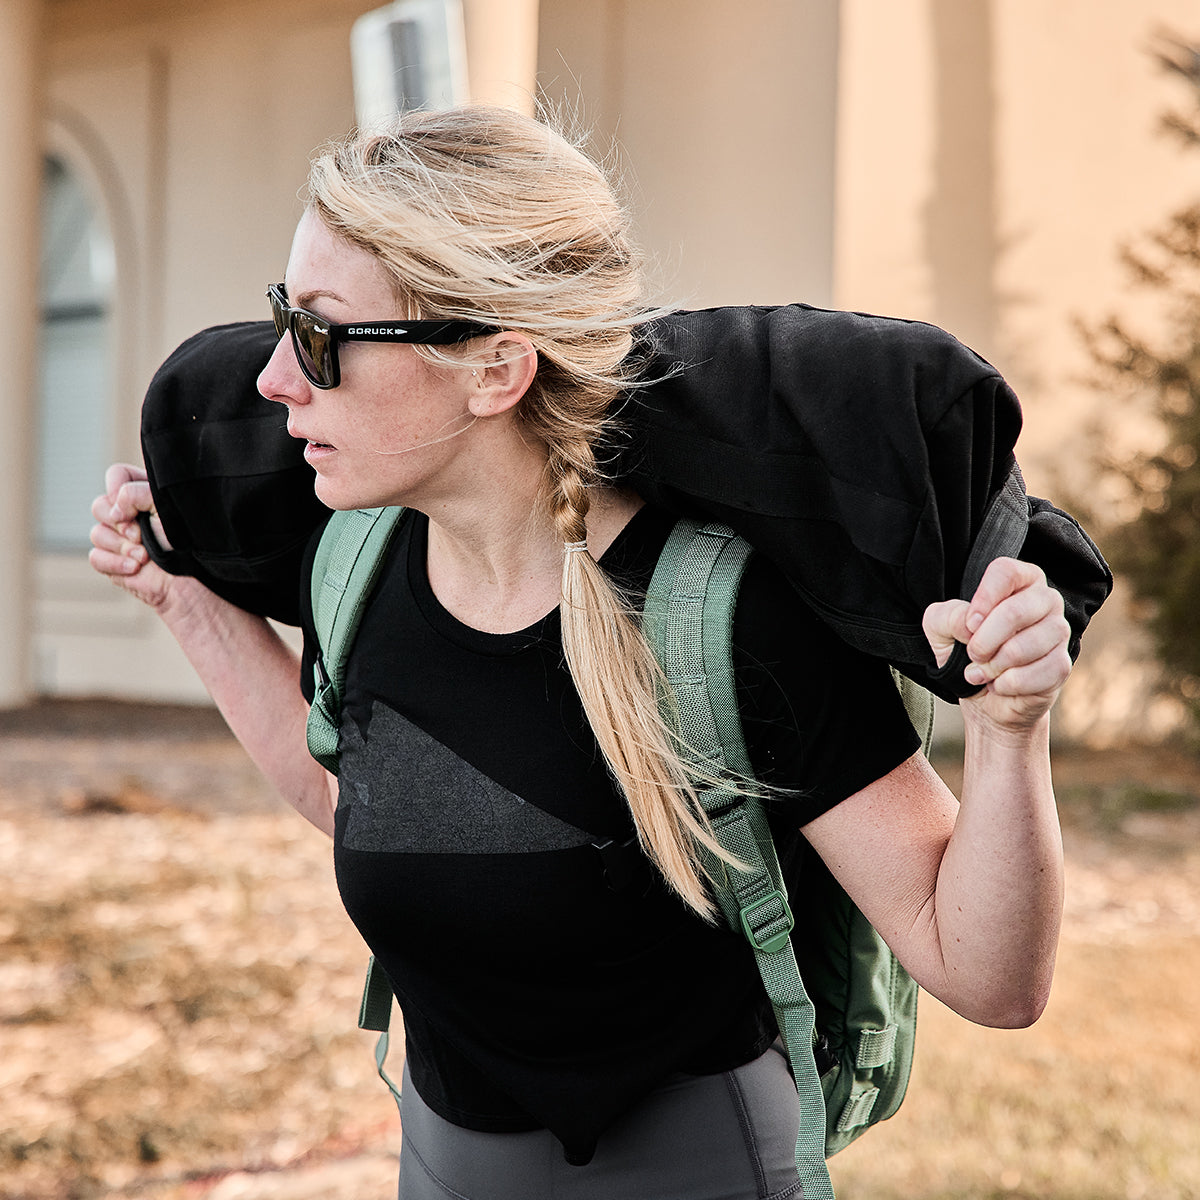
[36,154,116,551]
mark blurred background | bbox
[3,0,1200,742]
[1,2,1199,1198]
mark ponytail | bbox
[548,445,737,921]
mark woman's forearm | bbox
[89,464,337,836]
[157,576,337,836]
[807,554,1071,1029]
[927,712,1063,1026]
[805,738,1063,1031]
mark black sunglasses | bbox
[267,283,496,389]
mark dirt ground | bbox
[2,700,1199,1199]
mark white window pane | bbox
[37,155,115,551]
[36,316,111,550]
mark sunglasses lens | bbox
[292,314,333,388]
[267,286,335,387]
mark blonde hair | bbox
[307,105,734,918]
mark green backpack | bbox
[306,507,934,1200]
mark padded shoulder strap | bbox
[307,506,406,773]
[644,519,836,1200]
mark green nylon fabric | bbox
[358,957,404,1113]
[643,518,932,1194]
[306,506,406,773]
[855,1024,897,1070]
[359,955,394,1033]
[644,520,836,1200]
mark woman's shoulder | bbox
[730,548,922,812]
[597,502,678,590]
[731,549,896,704]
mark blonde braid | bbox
[548,443,735,920]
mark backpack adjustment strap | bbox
[644,517,837,1199]
[358,957,403,1116]
[708,804,795,953]
[358,956,394,1033]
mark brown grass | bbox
[1,704,1198,1198]
[830,938,1200,1199]
[0,809,402,1199]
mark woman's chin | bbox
[313,476,402,514]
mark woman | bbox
[91,106,1071,1200]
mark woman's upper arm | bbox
[732,555,921,821]
[729,555,959,982]
[799,751,959,988]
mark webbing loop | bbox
[836,1086,880,1132]
[855,1024,898,1070]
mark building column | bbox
[0,0,43,707]
[461,0,540,114]
[927,0,998,360]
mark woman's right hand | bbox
[89,463,176,609]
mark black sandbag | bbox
[138,321,328,625]
[613,304,1111,698]
[137,308,1111,698]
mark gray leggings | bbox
[396,1045,803,1199]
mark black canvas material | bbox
[138,321,328,625]
[136,309,1111,694]
[614,305,1112,699]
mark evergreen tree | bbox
[1085,32,1200,718]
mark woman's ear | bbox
[467,333,537,417]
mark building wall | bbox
[36,0,371,699]
[838,0,1200,480]
[537,0,841,309]
[22,0,1200,736]
[836,0,1200,740]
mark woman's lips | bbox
[303,440,336,463]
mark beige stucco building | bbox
[2,0,1199,741]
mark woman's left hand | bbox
[923,557,1073,733]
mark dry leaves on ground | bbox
[2,704,1199,1199]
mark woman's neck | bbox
[423,480,643,634]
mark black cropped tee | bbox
[299,504,919,1163]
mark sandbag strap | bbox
[930,462,1030,698]
[962,462,1030,598]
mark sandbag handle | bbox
[137,510,192,577]
[927,462,1030,699]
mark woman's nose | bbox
[257,333,310,405]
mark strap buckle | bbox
[739,889,794,954]
[312,650,331,692]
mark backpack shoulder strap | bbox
[306,506,406,773]
[643,518,836,1200]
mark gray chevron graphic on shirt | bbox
[337,700,594,855]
